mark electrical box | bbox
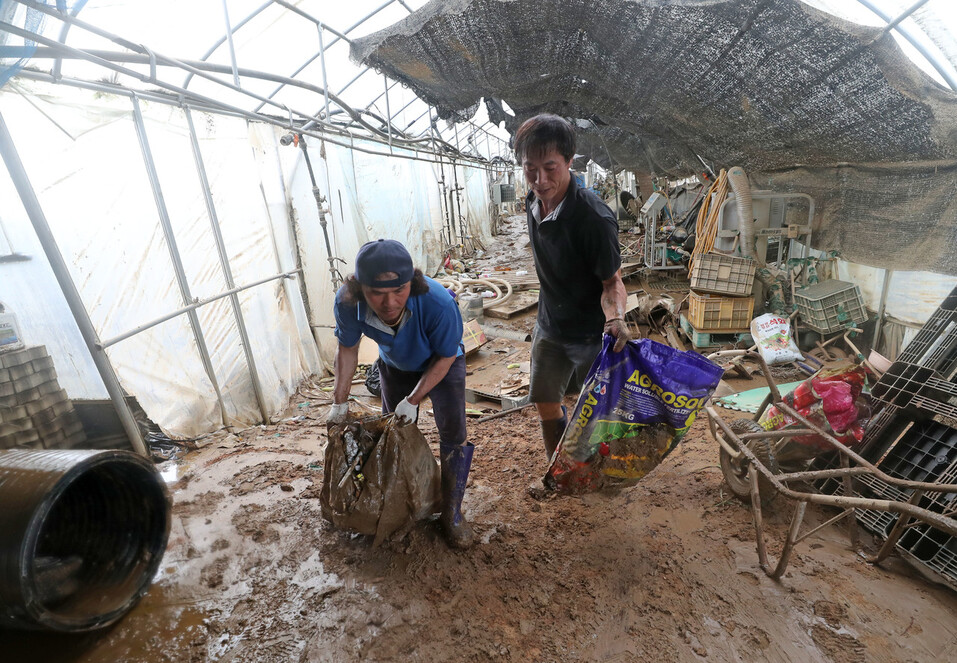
[492,183,516,205]
[640,191,667,217]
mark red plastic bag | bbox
[758,364,872,452]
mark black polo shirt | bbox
[527,174,621,341]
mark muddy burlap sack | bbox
[545,336,723,494]
[320,414,440,546]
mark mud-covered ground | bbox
[9,408,956,662]
[4,216,957,661]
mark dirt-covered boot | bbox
[439,442,475,549]
[540,406,568,461]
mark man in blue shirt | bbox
[329,239,474,549]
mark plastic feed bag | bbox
[545,337,724,494]
[751,313,803,365]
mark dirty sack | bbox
[545,336,723,494]
[320,415,440,546]
[750,313,803,365]
[757,363,872,455]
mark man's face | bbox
[523,146,572,210]
[361,281,411,325]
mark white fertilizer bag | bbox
[750,313,803,365]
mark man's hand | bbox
[603,318,631,352]
[327,402,349,424]
[394,397,418,425]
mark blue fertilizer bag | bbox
[545,336,723,494]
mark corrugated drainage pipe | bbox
[0,449,170,632]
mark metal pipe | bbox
[184,0,271,88]
[220,0,241,87]
[317,24,332,122]
[383,75,393,148]
[293,134,343,291]
[256,0,397,113]
[880,0,932,36]
[130,95,230,427]
[430,112,454,248]
[0,111,147,456]
[51,0,86,81]
[270,1,351,43]
[184,107,270,423]
[15,69,490,169]
[855,0,957,91]
[10,8,409,148]
[334,67,371,98]
[768,501,806,579]
[98,272,299,350]
[873,268,893,352]
[389,95,418,125]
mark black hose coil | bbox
[0,449,170,632]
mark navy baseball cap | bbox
[355,239,414,287]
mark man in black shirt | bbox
[515,114,630,461]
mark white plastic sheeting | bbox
[0,79,493,438]
[0,82,321,438]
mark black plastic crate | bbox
[898,286,957,378]
[898,525,957,591]
[877,421,957,485]
[872,363,936,410]
[872,362,957,421]
[815,471,899,539]
[856,507,898,540]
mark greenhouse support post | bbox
[131,94,231,427]
[184,107,270,423]
[0,110,148,456]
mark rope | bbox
[690,169,729,272]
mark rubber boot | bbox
[439,442,475,549]
[540,405,567,461]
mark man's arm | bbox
[601,269,631,351]
[333,342,360,404]
[406,354,457,406]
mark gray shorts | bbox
[529,326,602,403]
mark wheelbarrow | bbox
[704,349,957,579]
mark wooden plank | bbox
[484,290,539,319]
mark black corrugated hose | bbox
[0,449,170,632]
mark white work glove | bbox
[394,397,418,425]
[328,402,349,424]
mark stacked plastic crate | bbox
[685,253,756,348]
[814,285,957,590]
[792,279,869,336]
[0,345,87,450]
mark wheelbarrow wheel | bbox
[719,419,779,507]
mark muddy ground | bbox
[4,215,957,661]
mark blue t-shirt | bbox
[333,276,464,373]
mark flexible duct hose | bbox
[437,277,514,310]
[727,166,761,266]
